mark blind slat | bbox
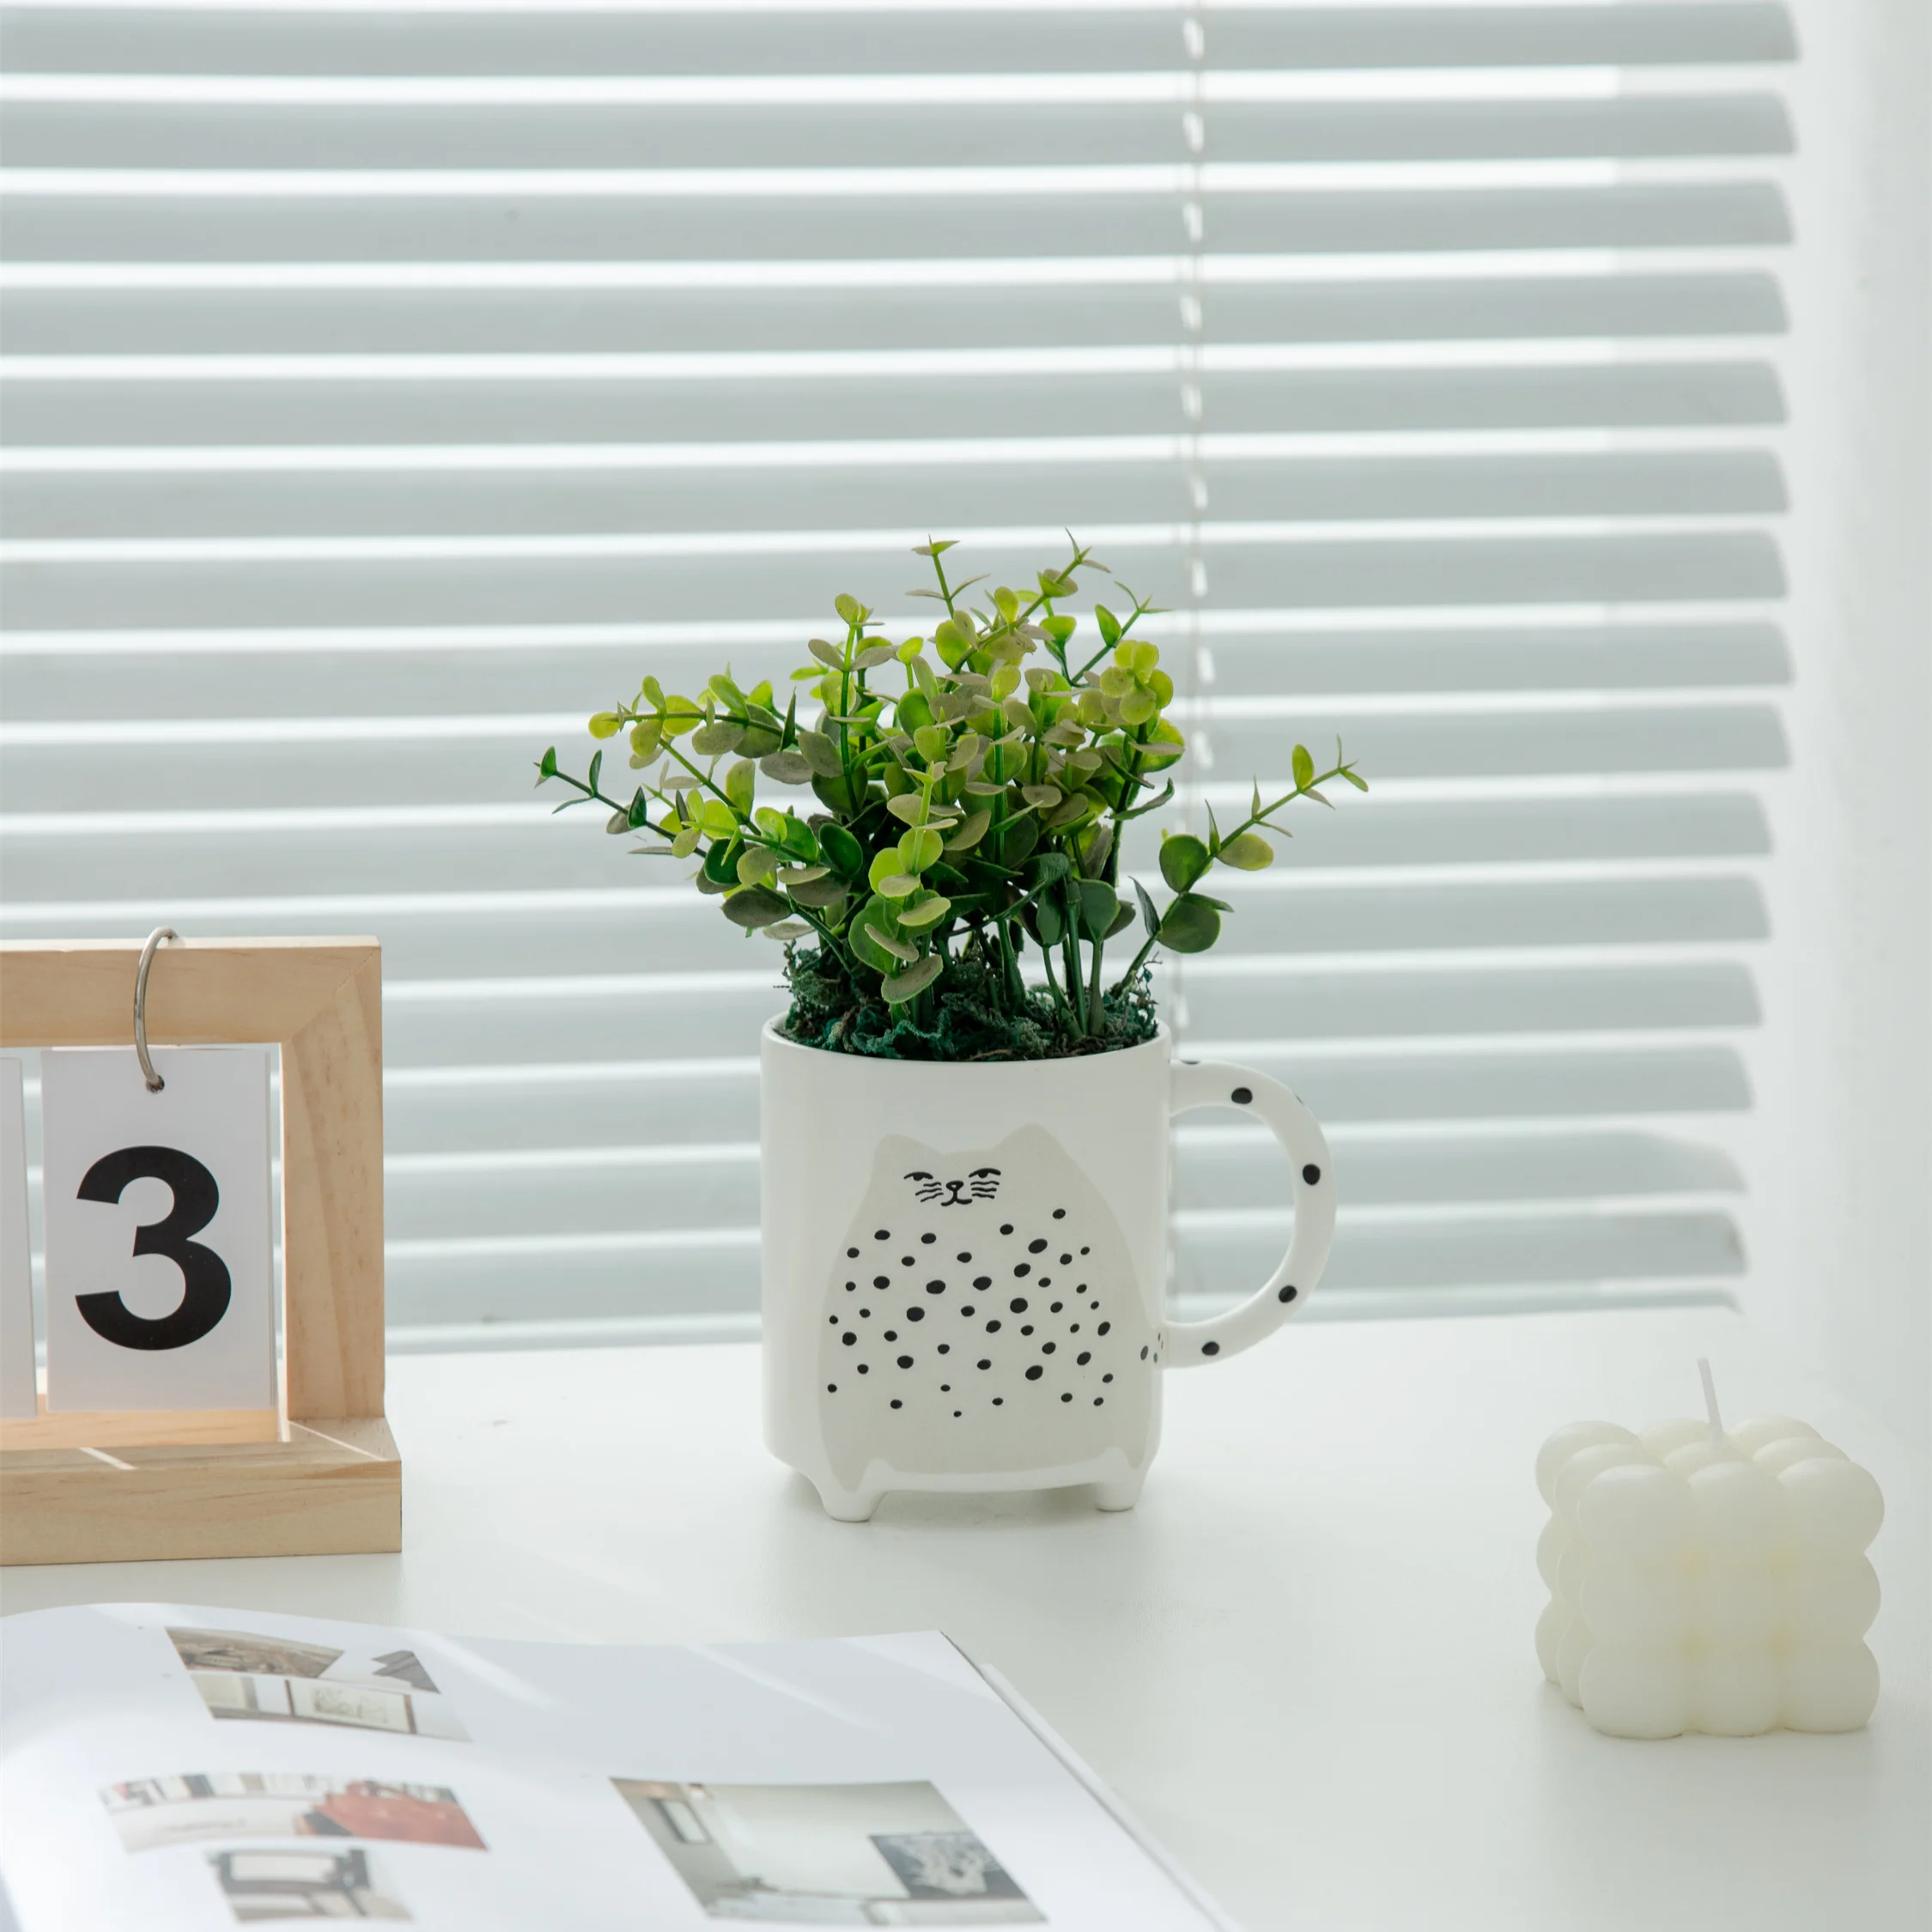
[0,96,1797,171]
[0,534,1789,629]
[349,1134,1753,1242]
[0,794,1776,903]
[0,184,1793,263]
[0,284,1796,356]
[0,622,1793,722]
[0,705,1790,813]
[0,343,1790,451]
[1,453,1789,539]
[0,878,1774,981]
[374,1206,1746,1331]
[0,7,1799,80]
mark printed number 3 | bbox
[75,1145,233,1351]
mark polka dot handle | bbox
[1163,1059,1335,1367]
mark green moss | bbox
[778,946,1157,1062]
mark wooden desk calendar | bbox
[0,938,400,1565]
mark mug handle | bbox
[1163,1059,1335,1365]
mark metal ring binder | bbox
[132,926,179,1092]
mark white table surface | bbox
[3,1306,1926,1931]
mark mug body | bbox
[761,1020,1170,1518]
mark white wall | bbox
[1750,0,1931,1445]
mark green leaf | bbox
[1292,743,1315,790]
[626,787,651,829]
[702,839,741,886]
[913,538,957,556]
[993,811,1040,870]
[758,750,814,785]
[588,711,622,740]
[759,920,812,942]
[1341,765,1370,792]
[690,720,744,757]
[722,759,756,814]
[1076,878,1120,939]
[1159,833,1211,893]
[853,643,897,671]
[536,745,558,785]
[1158,893,1222,953]
[819,822,864,879]
[943,809,991,853]
[787,874,848,910]
[811,774,865,817]
[1104,901,1139,939]
[897,827,944,873]
[876,872,921,900]
[1217,833,1274,871]
[720,886,788,929]
[796,729,844,778]
[586,748,603,794]
[1093,604,1121,647]
[896,893,952,932]
[670,826,702,859]
[1030,895,1065,947]
[848,897,905,973]
[1133,876,1161,937]
[835,592,863,625]
[808,637,843,670]
[882,954,944,1005]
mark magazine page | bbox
[0,1603,1219,1930]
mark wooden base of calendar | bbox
[0,939,402,1566]
[0,1419,401,1566]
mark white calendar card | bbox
[39,1047,276,1414]
[0,1602,1229,1932]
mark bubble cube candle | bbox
[1535,1377,1883,1740]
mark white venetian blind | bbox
[0,1,1795,1347]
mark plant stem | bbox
[1087,933,1106,1034]
[998,919,1024,1010]
[1109,929,1161,999]
[1059,884,1084,1036]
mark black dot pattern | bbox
[817,1145,1160,1478]
[1302,1164,1321,1186]
[1231,1086,1253,1105]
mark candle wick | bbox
[1698,1356,1724,1446]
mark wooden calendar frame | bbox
[0,938,400,1564]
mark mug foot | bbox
[812,1479,882,1523]
[1094,1472,1146,1512]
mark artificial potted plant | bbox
[538,539,1365,1518]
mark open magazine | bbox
[0,1603,1228,1930]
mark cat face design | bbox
[903,1165,1002,1208]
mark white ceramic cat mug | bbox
[761,1020,1334,1520]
